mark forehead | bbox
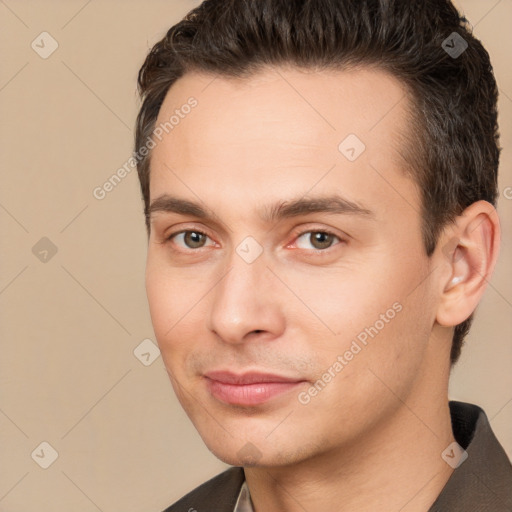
[149,66,417,219]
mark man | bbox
[134,0,512,510]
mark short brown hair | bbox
[135,0,500,365]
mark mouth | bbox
[203,370,307,406]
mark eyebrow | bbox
[147,193,374,224]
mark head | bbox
[135,0,500,467]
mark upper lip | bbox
[204,370,305,385]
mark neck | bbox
[244,376,456,511]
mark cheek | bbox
[145,255,213,378]
[283,252,431,372]
[145,265,172,337]
[281,262,401,338]
[145,258,190,352]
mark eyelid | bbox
[162,222,212,240]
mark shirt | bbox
[233,481,253,512]
[233,401,512,511]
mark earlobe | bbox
[436,201,500,327]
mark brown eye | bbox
[183,231,207,248]
[310,232,335,249]
[295,231,340,250]
[169,230,212,249]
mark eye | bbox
[295,231,341,250]
[168,230,215,249]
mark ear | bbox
[435,200,500,327]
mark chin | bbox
[202,431,311,469]
[204,442,257,467]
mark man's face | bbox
[145,67,446,467]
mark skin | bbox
[145,66,500,511]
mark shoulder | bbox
[162,466,245,512]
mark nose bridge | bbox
[207,246,283,343]
[213,249,266,317]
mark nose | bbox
[206,251,286,345]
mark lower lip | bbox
[205,378,304,406]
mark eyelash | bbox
[164,227,344,253]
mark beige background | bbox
[0,0,511,511]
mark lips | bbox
[205,371,304,385]
[204,371,306,406]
